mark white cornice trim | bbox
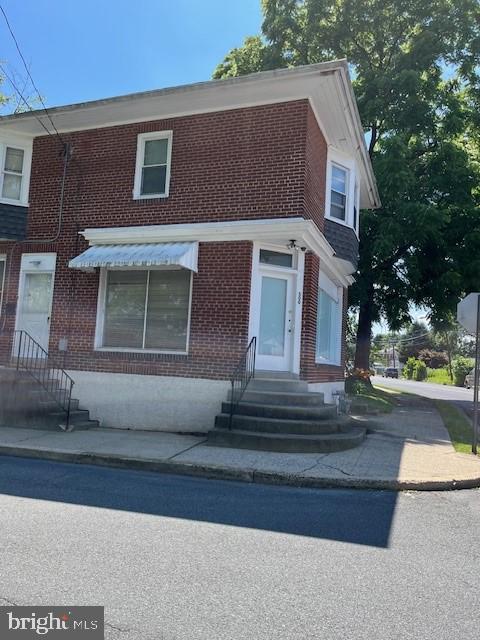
[79,217,354,287]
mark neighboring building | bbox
[0,60,379,432]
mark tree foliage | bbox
[214,0,480,367]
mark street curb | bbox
[1,444,480,491]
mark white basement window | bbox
[133,131,173,199]
[315,273,342,365]
[101,268,191,352]
[330,164,349,221]
[1,146,25,203]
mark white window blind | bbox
[102,269,190,351]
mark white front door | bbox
[256,270,295,371]
[15,254,56,356]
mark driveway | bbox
[372,375,474,416]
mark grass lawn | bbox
[433,400,477,455]
[426,368,453,386]
[349,383,397,414]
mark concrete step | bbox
[37,398,80,413]
[221,401,337,422]
[215,412,348,435]
[248,378,308,392]
[254,370,299,380]
[234,389,325,406]
[207,425,366,453]
[48,409,91,425]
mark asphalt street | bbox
[373,375,474,415]
[0,455,479,640]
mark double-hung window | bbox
[1,146,25,203]
[330,164,349,221]
[315,274,342,365]
[101,268,191,352]
[133,131,173,199]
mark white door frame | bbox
[249,243,305,373]
[14,253,57,356]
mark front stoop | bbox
[0,367,98,431]
[209,373,366,453]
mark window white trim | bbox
[315,272,343,366]
[325,147,359,237]
[94,266,192,354]
[0,254,6,316]
[133,130,173,200]
[0,137,32,206]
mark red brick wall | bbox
[27,100,316,239]
[0,241,253,379]
[300,252,346,382]
[0,99,335,382]
[304,106,327,231]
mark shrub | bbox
[413,359,427,381]
[418,349,449,369]
[403,357,416,380]
[452,356,474,387]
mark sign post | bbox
[457,293,480,455]
[473,296,480,455]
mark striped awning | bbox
[68,242,198,272]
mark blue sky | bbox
[0,0,262,109]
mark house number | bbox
[298,292,302,305]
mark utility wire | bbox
[0,3,64,144]
[0,62,54,138]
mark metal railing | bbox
[13,330,74,429]
[229,336,256,429]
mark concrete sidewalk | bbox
[1,396,480,490]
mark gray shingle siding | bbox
[0,203,28,240]
[324,219,359,270]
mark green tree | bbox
[214,1,480,368]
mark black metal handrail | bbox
[13,330,74,429]
[229,336,256,429]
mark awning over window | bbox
[68,242,198,272]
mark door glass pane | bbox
[259,250,293,268]
[103,271,147,348]
[22,273,52,314]
[259,276,287,356]
[144,270,190,351]
[2,173,22,200]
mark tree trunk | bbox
[354,290,374,370]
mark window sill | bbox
[315,357,342,367]
[0,197,28,207]
[133,193,169,201]
[95,347,188,356]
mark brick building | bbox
[0,60,379,432]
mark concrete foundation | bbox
[66,370,229,432]
[307,380,345,404]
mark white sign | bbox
[457,293,480,335]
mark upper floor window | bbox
[330,164,348,221]
[1,146,25,203]
[133,131,173,199]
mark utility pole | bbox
[473,295,480,455]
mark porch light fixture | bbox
[287,239,307,252]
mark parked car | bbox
[465,370,475,389]
[383,367,399,379]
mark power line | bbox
[0,3,64,143]
[0,62,54,138]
